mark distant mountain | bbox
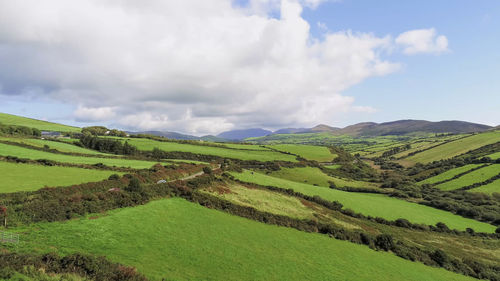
[273,128,308,134]
[309,124,340,133]
[353,120,491,136]
[199,135,230,142]
[217,128,272,140]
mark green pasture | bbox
[418,164,483,185]
[0,112,80,133]
[435,164,500,191]
[468,179,500,194]
[265,144,336,162]
[0,136,107,155]
[404,131,500,164]
[0,142,160,169]
[0,161,120,193]
[486,151,500,160]
[231,170,496,233]
[269,167,380,189]
[109,137,298,162]
[12,198,474,281]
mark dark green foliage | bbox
[0,123,41,136]
[0,252,148,281]
[374,234,394,251]
[125,178,142,193]
[430,249,449,266]
[202,166,213,174]
[78,135,137,155]
[109,174,121,180]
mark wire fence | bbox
[0,231,19,244]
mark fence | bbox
[0,231,19,244]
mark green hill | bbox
[0,112,80,133]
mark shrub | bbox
[374,234,394,251]
[108,174,121,180]
[125,178,142,193]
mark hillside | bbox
[0,113,499,281]
[217,128,272,140]
[0,112,81,133]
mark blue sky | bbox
[0,0,499,134]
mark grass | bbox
[0,136,107,155]
[265,144,336,162]
[0,112,80,133]
[0,161,121,193]
[486,151,500,160]
[0,142,161,169]
[12,198,475,281]
[269,167,380,189]
[219,143,272,151]
[418,164,483,185]
[109,137,298,162]
[435,164,500,191]
[404,131,500,164]
[231,170,496,232]
[469,179,500,194]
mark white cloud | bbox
[395,28,449,55]
[74,106,116,122]
[0,0,423,135]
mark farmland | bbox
[418,164,483,185]
[0,161,120,193]
[469,179,500,194]
[0,142,161,169]
[435,164,500,191]
[0,112,81,133]
[230,170,496,232]
[0,136,107,155]
[265,144,336,162]
[13,198,475,281]
[268,167,380,189]
[109,137,298,162]
[402,131,500,165]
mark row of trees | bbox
[0,123,41,136]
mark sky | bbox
[0,0,499,135]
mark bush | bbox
[125,178,142,193]
[374,234,394,251]
[430,249,449,266]
[108,174,121,180]
[202,166,213,175]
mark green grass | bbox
[418,164,483,185]
[0,161,121,193]
[231,170,496,232]
[109,137,298,162]
[469,179,500,194]
[486,151,500,160]
[404,131,500,164]
[13,198,475,281]
[269,167,380,189]
[0,142,161,169]
[0,136,107,155]
[0,112,80,133]
[219,143,272,151]
[265,144,336,162]
[435,164,500,191]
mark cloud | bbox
[396,28,449,55]
[0,0,414,135]
[74,106,116,122]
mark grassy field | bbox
[269,167,380,189]
[0,142,161,169]
[469,179,500,194]
[418,164,483,185]
[486,151,500,160]
[435,164,500,191]
[403,131,500,164]
[12,198,475,281]
[0,161,120,193]
[0,112,81,133]
[323,164,341,169]
[0,136,107,155]
[110,137,298,162]
[219,143,271,151]
[231,170,496,232]
[265,144,336,162]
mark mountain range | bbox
[130,119,493,141]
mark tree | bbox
[202,167,213,175]
[374,234,394,251]
[125,178,142,193]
